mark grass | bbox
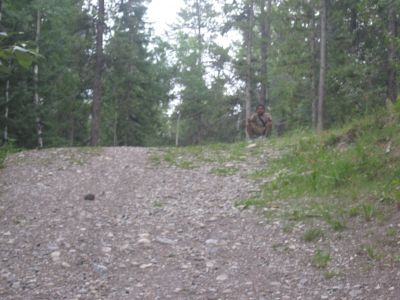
[152,103,399,262]
[359,244,382,261]
[312,249,331,268]
[152,200,163,208]
[0,141,20,168]
[303,227,324,242]
[242,103,400,232]
[211,166,239,176]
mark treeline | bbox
[0,0,399,148]
[0,0,172,148]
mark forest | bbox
[0,0,398,149]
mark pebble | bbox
[271,281,281,287]
[50,251,61,262]
[140,263,152,269]
[93,264,108,273]
[155,236,176,245]
[206,261,216,269]
[137,238,151,245]
[216,274,228,281]
[205,239,219,245]
[349,289,362,297]
[102,246,112,253]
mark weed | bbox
[320,210,346,231]
[386,228,397,237]
[360,245,381,260]
[153,201,163,208]
[360,203,375,221]
[312,249,331,269]
[0,141,20,168]
[348,206,360,217]
[364,245,380,260]
[236,197,267,209]
[177,160,194,169]
[303,228,324,242]
[210,166,239,176]
[282,223,294,234]
[148,154,162,165]
[323,271,339,280]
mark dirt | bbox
[0,146,399,300]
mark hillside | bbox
[0,106,399,299]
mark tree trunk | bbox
[245,0,254,139]
[310,11,318,129]
[4,79,9,143]
[259,0,271,107]
[387,1,397,103]
[317,0,327,133]
[34,9,43,148]
[175,111,180,147]
[90,0,105,146]
[113,110,118,146]
[195,0,203,65]
[1,2,9,143]
[69,116,75,146]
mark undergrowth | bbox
[0,141,20,168]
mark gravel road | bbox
[0,147,399,300]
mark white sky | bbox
[146,0,184,37]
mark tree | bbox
[172,0,224,145]
[244,0,254,139]
[387,0,398,103]
[33,8,43,147]
[90,0,104,146]
[317,0,327,133]
[101,0,172,146]
[258,0,272,107]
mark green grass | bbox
[0,142,20,168]
[359,244,382,261]
[312,249,331,268]
[303,227,324,242]
[210,166,239,176]
[154,141,249,169]
[243,103,400,230]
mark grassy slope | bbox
[153,102,400,268]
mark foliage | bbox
[0,140,19,167]
[101,0,172,146]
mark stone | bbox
[93,264,108,273]
[155,236,176,245]
[50,251,61,262]
[140,263,152,269]
[216,274,228,281]
[102,246,112,253]
[84,194,95,201]
[137,238,151,245]
[205,239,219,245]
[349,289,362,297]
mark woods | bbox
[0,0,398,148]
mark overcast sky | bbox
[146,0,184,37]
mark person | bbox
[246,104,273,138]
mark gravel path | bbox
[0,147,399,300]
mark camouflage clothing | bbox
[247,112,273,138]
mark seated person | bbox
[246,104,272,138]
